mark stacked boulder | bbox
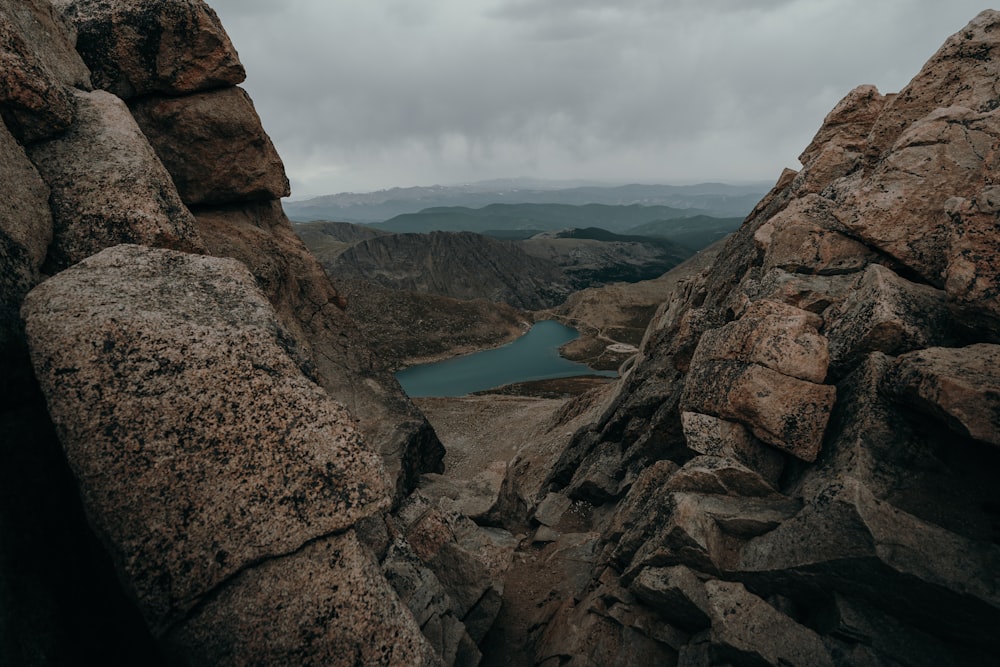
[527,10,1000,665]
[2,0,453,664]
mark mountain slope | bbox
[326,230,573,310]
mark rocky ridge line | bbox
[487,10,1000,666]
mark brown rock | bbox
[944,188,1000,334]
[0,0,90,142]
[736,267,857,316]
[888,344,1000,447]
[682,359,836,462]
[824,263,956,375]
[703,580,834,667]
[739,479,1000,645]
[865,10,1000,162]
[0,118,51,318]
[164,530,439,667]
[194,201,444,500]
[629,565,711,631]
[836,105,999,284]
[21,245,391,630]
[794,84,887,195]
[53,0,245,98]
[680,412,784,486]
[754,195,878,276]
[690,299,829,383]
[26,88,202,271]
[664,455,778,498]
[130,87,290,206]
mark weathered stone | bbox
[664,455,777,498]
[690,299,829,383]
[534,595,676,667]
[682,359,836,462]
[53,0,245,98]
[836,105,999,285]
[944,188,1000,334]
[888,344,1000,447]
[21,245,391,630]
[704,580,834,667]
[194,201,444,500]
[130,87,290,206]
[794,84,888,195]
[26,88,201,271]
[736,267,857,315]
[629,566,711,631]
[816,593,959,667]
[864,10,1000,162]
[824,263,956,375]
[164,531,439,667]
[0,0,90,142]
[754,195,879,276]
[0,118,51,321]
[382,541,479,666]
[739,479,1000,645]
[534,492,573,528]
[418,460,506,522]
[680,412,784,486]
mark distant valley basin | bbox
[396,320,617,397]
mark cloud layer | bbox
[209,0,988,196]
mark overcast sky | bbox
[208,1,989,198]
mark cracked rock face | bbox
[529,10,1000,665]
[21,245,393,638]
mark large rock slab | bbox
[690,299,829,383]
[703,580,834,667]
[682,359,836,462]
[21,245,392,631]
[194,201,444,500]
[26,88,202,271]
[824,263,956,375]
[130,87,290,206]
[836,105,999,285]
[53,0,245,98]
[754,195,878,276]
[887,344,1000,447]
[0,0,90,142]
[164,530,438,667]
[739,479,1000,646]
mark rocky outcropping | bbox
[1,1,447,664]
[501,10,1000,665]
[22,245,435,664]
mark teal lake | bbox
[395,320,617,397]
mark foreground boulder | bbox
[22,245,435,663]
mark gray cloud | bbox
[209,0,989,196]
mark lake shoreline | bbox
[396,320,616,398]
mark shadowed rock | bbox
[53,0,244,98]
[888,344,1000,447]
[0,0,90,141]
[0,119,51,324]
[130,87,290,206]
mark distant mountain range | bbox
[282,181,769,223]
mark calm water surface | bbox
[396,320,617,397]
